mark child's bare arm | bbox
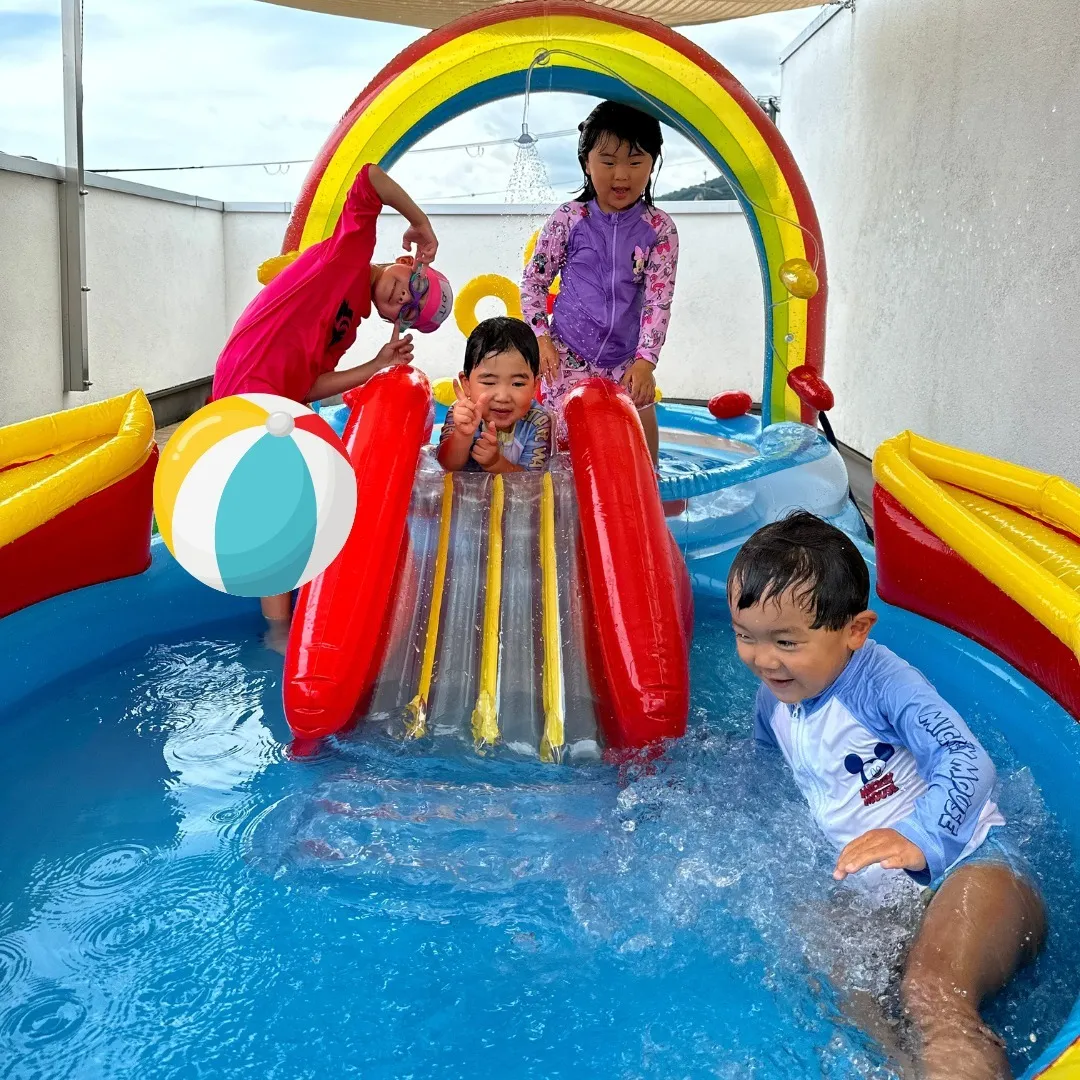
[832,828,927,880]
[305,331,413,402]
[437,427,473,471]
[367,165,437,262]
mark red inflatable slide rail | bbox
[565,379,691,748]
[283,366,433,739]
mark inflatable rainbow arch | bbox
[279,0,827,428]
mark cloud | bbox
[0,0,818,203]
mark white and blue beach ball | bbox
[154,394,356,596]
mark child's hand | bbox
[403,217,438,263]
[538,335,560,382]
[373,326,413,369]
[451,379,492,439]
[832,829,927,880]
[470,423,501,470]
[622,358,656,408]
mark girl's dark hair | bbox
[727,512,870,631]
[576,100,664,206]
[463,316,540,376]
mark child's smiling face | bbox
[463,348,536,431]
[585,133,654,214]
[729,587,876,704]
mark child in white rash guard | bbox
[728,511,1045,1080]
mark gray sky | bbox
[0,0,818,203]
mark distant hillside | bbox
[657,175,737,201]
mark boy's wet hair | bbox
[727,511,870,631]
[464,316,541,377]
[576,100,664,206]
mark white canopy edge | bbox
[256,0,824,30]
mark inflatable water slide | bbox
[282,366,692,759]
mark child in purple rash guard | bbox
[521,101,678,466]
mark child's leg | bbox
[638,405,660,467]
[261,593,292,621]
[900,862,1044,1080]
[261,593,292,654]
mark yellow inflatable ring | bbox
[454,273,523,337]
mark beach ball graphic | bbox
[153,395,356,596]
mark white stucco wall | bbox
[85,188,226,404]
[0,170,63,423]
[0,158,765,426]
[780,0,1080,476]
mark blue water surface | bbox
[1,598,1078,1079]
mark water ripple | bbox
[72,907,155,962]
[0,982,85,1052]
[0,937,29,998]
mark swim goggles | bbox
[397,263,430,333]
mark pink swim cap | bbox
[404,266,453,335]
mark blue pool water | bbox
[2,597,1078,1079]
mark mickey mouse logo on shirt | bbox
[844,743,900,807]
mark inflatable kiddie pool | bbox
[1,3,1078,1076]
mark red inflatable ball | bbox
[786,365,834,413]
[708,391,752,420]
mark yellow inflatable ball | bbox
[432,378,457,408]
[778,258,819,300]
[654,386,663,404]
[258,250,301,286]
[454,274,524,338]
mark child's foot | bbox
[263,618,290,656]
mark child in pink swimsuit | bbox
[212,163,453,640]
[521,101,679,465]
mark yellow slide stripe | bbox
[471,473,504,751]
[874,431,1080,658]
[539,473,565,763]
[405,472,454,739]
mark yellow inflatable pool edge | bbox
[873,431,1080,659]
[0,390,156,549]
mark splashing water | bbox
[0,599,1077,1078]
[506,138,557,203]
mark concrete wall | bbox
[86,187,227,403]
[0,155,765,426]
[0,169,63,424]
[780,0,1080,477]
